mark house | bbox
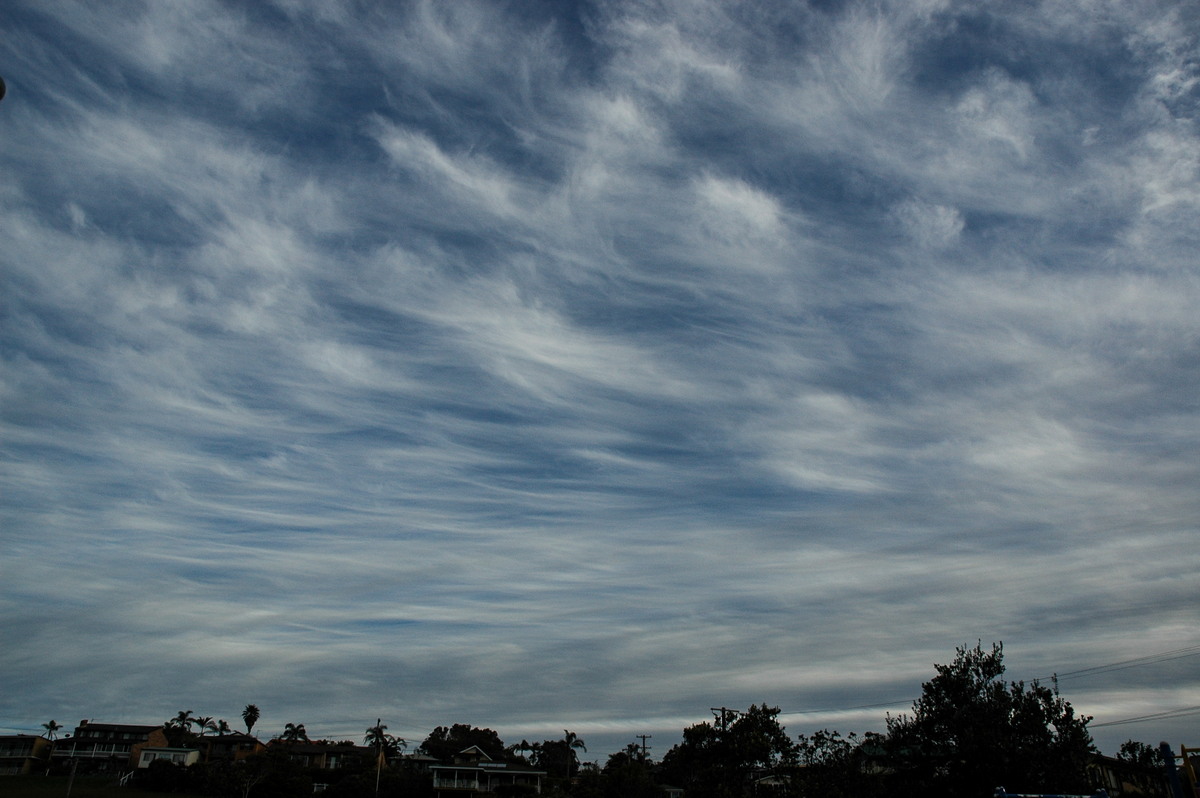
[406,751,441,772]
[198,731,265,764]
[430,745,546,796]
[136,747,201,768]
[0,734,53,775]
[267,739,373,770]
[55,720,169,773]
[1088,753,1171,797]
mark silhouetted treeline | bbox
[107,642,1168,798]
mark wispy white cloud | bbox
[1,0,1197,757]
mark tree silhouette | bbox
[601,743,659,798]
[195,716,215,736]
[795,728,883,798]
[40,720,63,777]
[164,710,198,747]
[365,719,406,798]
[884,642,1094,798]
[564,729,587,754]
[564,729,587,778]
[242,704,260,736]
[421,724,507,761]
[364,720,406,756]
[280,723,310,743]
[660,704,796,798]
[507,739,537,762]
[169,709,195,731]
[530,730,588,781]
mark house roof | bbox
[205,731,257,739]
[266,740,372,755]
[72,722,161,733]
[405,752,439,762]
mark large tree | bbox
[1114,740,1168,795]
[884,642,1094,798]
[660,704,797,798]
[794,729,884,798]
[530,730,588,781]
[420,724,507,762]
[598,743,660,798]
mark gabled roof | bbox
[456,745,493,760]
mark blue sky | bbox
[2,0,1198,759]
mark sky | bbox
[1,0,1198,761]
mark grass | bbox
[0,774,179,797]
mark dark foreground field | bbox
[0,775,177,798]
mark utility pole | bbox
[636,734,652,761]
[709,707,742,731]
[374,719,383,798]
[709,708,743,798]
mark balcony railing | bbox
[432,776,481,790]
[53,746,133,759]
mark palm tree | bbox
[280,723,309,743]
[364,720,406,797]
[170,710,196,731]
[562,730,586,779]
[195,716,215,736]
[242,704,260,736]
[41,721,62,776]
[509,739,536,762]
[215,719,231,736]
[164,710,197,747]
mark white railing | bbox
[54,747,133,759]
[432,776,481,790]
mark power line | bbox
[1091,705,1200,729]
[1038,644,1200,683]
